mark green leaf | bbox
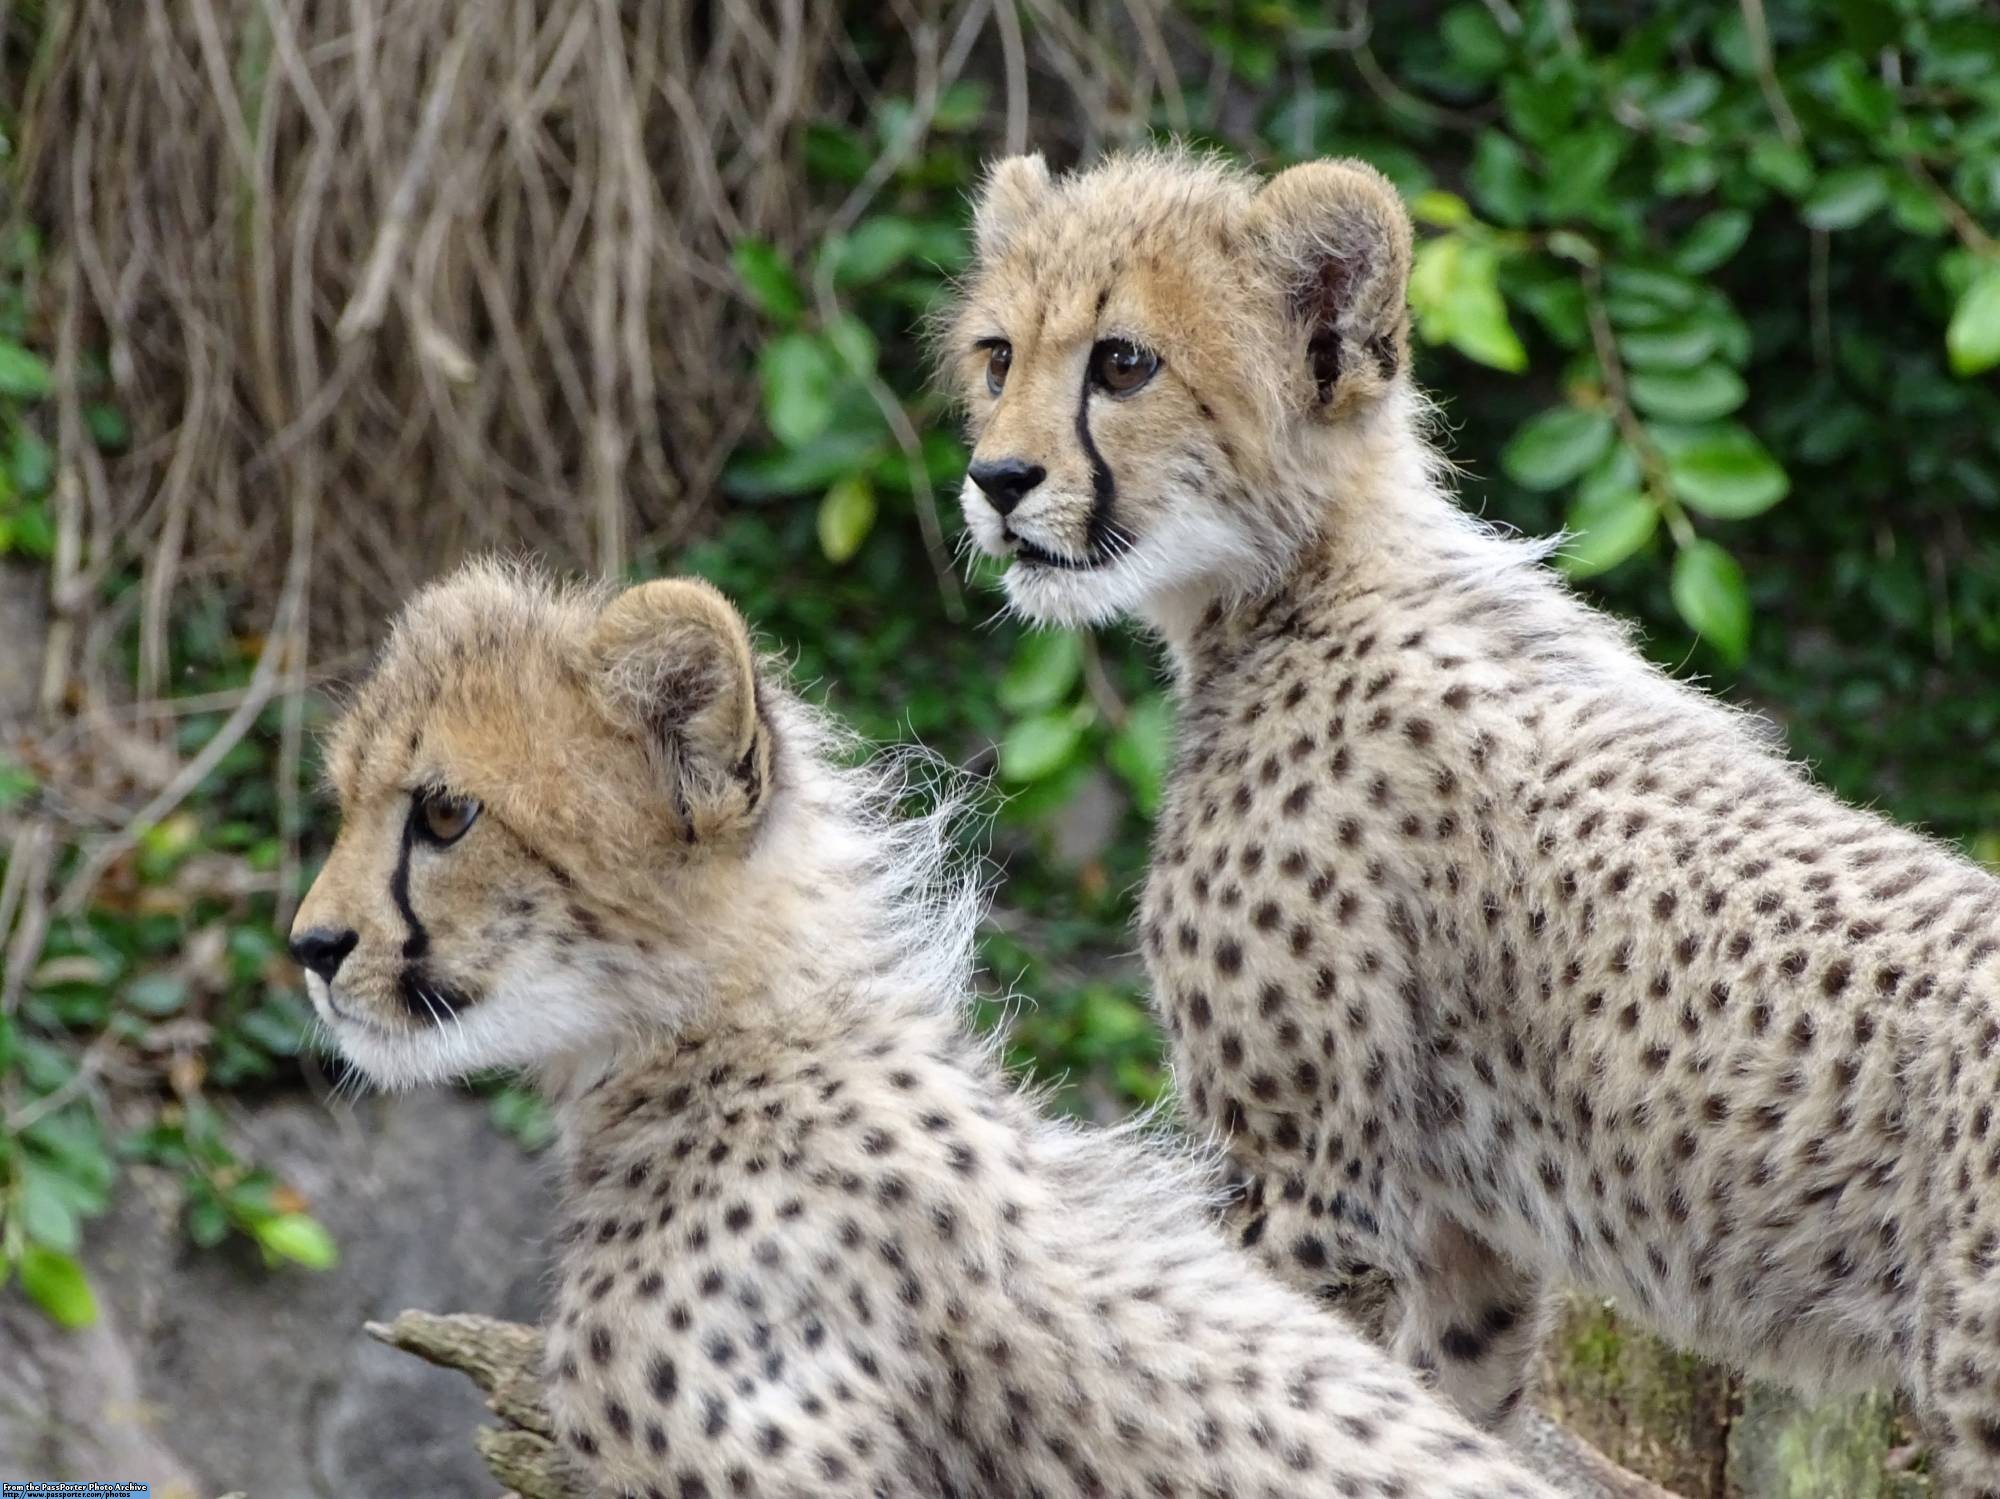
[824,315,877,376]
[1673,209,1752,275]
[1559,487,1657,580]
[1543,129,1623,219]
[0,342,52,400]
[235,997,308,1056]
[724,429,883,500]
[1618,322,1719,370]
[816,475,877,564]
[1107,695,1173,816]
[1888,177,1949,238]
[19,1245,97,1328]
[731,239,804,322]
[10,429,52,495]
[252,1211,339,1270]
[19,1163,80,1251]
[1440,3,1508,75]
[85,404,127,450]
[1604,266,1703,325]
[1628,363,1747,422]
[1468,131,1535,226]
[1824,54,1896,132]
[1747,137,1813,197]
[1501,406,1615,491]
[488,1085,556,1151]
[1545,230,1600,266]
[186,1196,230,1248]
[1410,191,1470,229]
[1507,272,1587,348]
[932,81,990,131]
[1575,442,1642,507]
[123,971,190,1016]
[998,631,1082,715]
[1801,165,1889,230]
[829,216,920,287]
[1671,540,1751,664]
[25,1114,116,1200]
[1645,70,1721,124]
[1946,264,2000,377]
[757,333,838,448]
[1660,424,1790,518]
[998,707,1089,785]
[1445,288,1529,373]
[1408,236,1526,372]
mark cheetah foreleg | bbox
[1387,1215,1549,1432]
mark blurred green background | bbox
[0,7,1994,1481]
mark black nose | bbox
[967,458,1046,518]
[290,927,359,984]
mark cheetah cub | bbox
[949,147,2000,1493]
[290,561,1553,1499]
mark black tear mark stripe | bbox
[1075,379,1132,561]
[391,806,430,960]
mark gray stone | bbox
[0,1089,553,1498]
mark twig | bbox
[1738,0,1802,147]
[55,575,302,916]
[0,821,54,1013]
[1078,635,1128,729]
[336,19,476,341]
[1902,155,1998,257]
[4,1029,115,1133]
[1579,261,1695,550]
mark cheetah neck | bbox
[532,701,982,1109]
[1143,401,1488,672]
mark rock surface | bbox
[0,1089,553,1498]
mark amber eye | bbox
[415,788,480,845]
[983,340,1012,396]
[1091,339,1159,396]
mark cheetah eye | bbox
[414,788,480,845]
[981,340,1012,396]
[1090,339,1159,396]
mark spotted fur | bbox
[292,562,1554,1499]
[949,148,2000,1496]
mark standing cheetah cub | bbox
[948,146,2000,1493]
[290,562,1553,1499]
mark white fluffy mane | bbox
[744,683,991,1018]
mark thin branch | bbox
[1903,155,1998,257]
[1580,260,1695,550]
[1738,0,1802,147]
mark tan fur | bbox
[950,148,2000,1496]
[943,148,1418,640]
[292,561,1557,1499]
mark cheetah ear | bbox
[1249,159,1414,416]
[972,153,1052,259]
[589,578,772,844]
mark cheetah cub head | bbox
[945,148,1414,633]
[289,564,784,1090]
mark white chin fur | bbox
[312,960,628,1092]
[991,501,1268,633]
